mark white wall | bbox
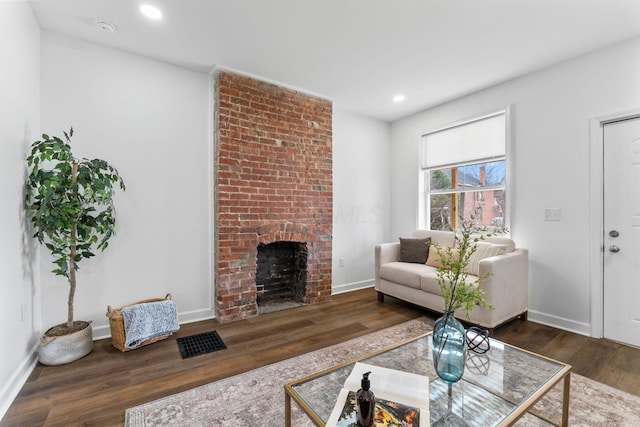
[40,32,213,338]
[9,12,636,420]
[390,36,640,335]
[332,110,390,293]
[0,2,41,420]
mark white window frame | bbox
[418,107,513,232]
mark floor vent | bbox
[177,331,227,359]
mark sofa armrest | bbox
[477,248,529,321]
[375,242,400,288]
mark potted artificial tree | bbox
[25,128,125,365]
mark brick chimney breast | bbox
[214,71,333,322]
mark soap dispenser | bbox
[356,371,375,427]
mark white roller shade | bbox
[422,113,506,169]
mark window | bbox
[419,111,508,231]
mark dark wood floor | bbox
[3,287,640,426]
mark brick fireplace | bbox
[214,71,333,323]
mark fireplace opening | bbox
[256,241,308,314]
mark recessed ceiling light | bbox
[140,4,163,20]
[95,20,117,33]
[393,95,406,103]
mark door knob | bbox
[609,230,620,238]
[609,245,620,253]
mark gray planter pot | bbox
[38,320,94,366]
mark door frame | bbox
[589,108,640,338]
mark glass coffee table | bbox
[285,332,571,426]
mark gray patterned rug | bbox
[125,318,640,426]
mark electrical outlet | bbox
[544,208,561,221]
[339,257,345,267]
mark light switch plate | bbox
[544,208,561,221]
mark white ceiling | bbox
[29,0,640,122]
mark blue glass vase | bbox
[432,311,466,383]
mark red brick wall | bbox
[214,71,333,322]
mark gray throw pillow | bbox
[399,237,431,263]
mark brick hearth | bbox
[214,71,333,322]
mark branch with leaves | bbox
[434,218,504,320]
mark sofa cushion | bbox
[379,262,429,289]
[426,245,458,269]
[412,229,456,248]
[484,236,516,253]
[398,237,431,263]
[466,242,507,275]
[420,271,480,296]
[420,271,443,295]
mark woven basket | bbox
[106,293,172,352]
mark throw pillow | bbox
[399,237,431,263]
[426,245,459,269]
[466,242,507,276]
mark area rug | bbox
[125,318,640,426]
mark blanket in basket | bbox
[121,300,179,349]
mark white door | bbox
[603,117,640,347]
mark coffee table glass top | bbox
[288,333,570,426]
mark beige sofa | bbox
[375,229,528,330]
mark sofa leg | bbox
[520,311,528,321]
[377,292,384,303]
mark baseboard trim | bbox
[0,343,39,422]
[1,307,217,422]
[332,279,374,295]
[177,308,217,325]
[527,309,591,337]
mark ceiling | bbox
[29,0,640,122]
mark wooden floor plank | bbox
[3,287,640,426]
